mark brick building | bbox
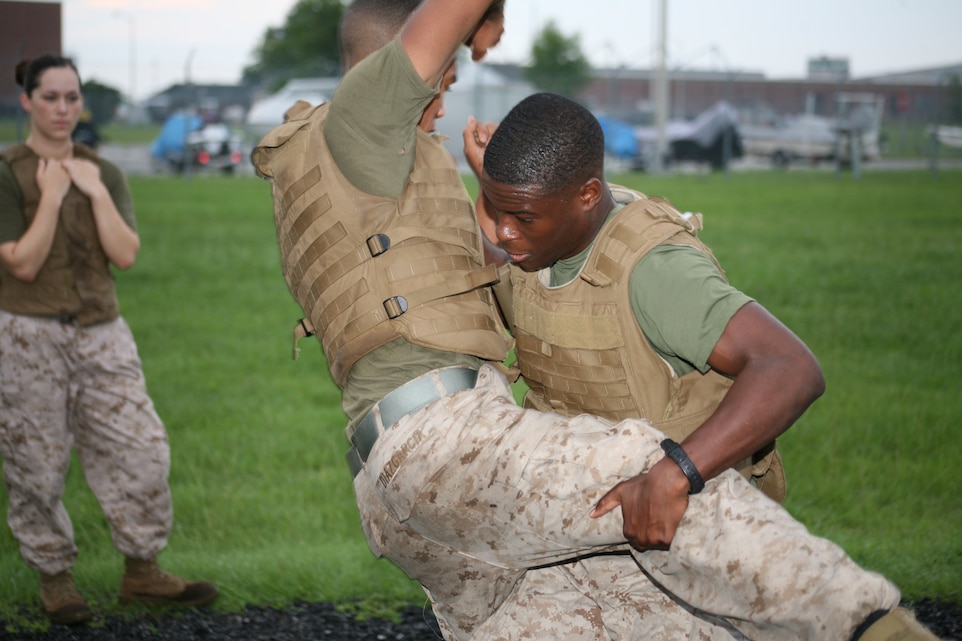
[576,63,960,127]
[0,1,62,117]
[488,58,959,130]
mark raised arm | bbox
[401,0,504,87]
[463,116,507,266]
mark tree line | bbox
[242,0,591,98]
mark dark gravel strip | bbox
[0,598,958,640]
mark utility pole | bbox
[113,11,137,103]
[650,0,669,173]
[128,14,136,103]
[183,48,197,181]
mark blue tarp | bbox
[596,114,639,159]
[149,112,203,160]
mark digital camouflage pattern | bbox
[353,364,900,641]
[0,311,172,575]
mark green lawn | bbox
[0,120,160,146]
[881,120,962,159]
[0,170,960,626]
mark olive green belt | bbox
[347,367,479,478]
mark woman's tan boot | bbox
[119,557,218,607]
[39,570,93,625]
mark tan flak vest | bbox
[0,143,120,326]
[252,101,512,386]
[502,186,786,502]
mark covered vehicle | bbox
[741,93,885,169]
[633,101,744,171]
[150,112,245,174]
[741,114,836,168]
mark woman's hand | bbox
[62,158,140,269]
[35,158,72,204]
[61,158,108,200]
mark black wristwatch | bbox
[660,438,705,495]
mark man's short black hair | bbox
[483,93,604,194]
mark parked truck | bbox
[741,93,884,169]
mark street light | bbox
[113,11,136,103]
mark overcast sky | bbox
[46,0,962,101]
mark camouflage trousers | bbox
[353,364,900,641]
[0,311,173,575]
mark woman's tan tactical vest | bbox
[0,143,119,325]
[252,101,512,386]
[503,186,785,501]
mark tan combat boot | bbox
[858,607,942,641]
[39,570,93,625]
[119,557,218,607]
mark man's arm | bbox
[401,0,504,87]
[463,117,508,266]
[324,0,503,199]
[685,302,824,479]
[592,305,824,550]
[629,249,825,469]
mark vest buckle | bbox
[383,296,409,319]
[366,233,391,257]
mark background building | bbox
[575,63,961,126]
[0,1,62,117]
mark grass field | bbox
[0,169,960,623]
[0,119,162,147]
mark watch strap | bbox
[660,438,705,495]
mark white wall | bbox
[433,58,536,171]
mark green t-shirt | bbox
[322,38,482,428]
[549,208,752,377]
[324,37,438,199]
[0,150,136,245]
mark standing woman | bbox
[0,55,217,625]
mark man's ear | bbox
[577,177,605,211]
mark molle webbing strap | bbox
[515,332,638,417]
[491,264,515,328]
[256,102,511,384]
[582,219,684,286]
[379,263,500,316]
[512,294,623,351]
[510,191,714,424]
[280,167,326,220]
[407,166,463,190]
[333,301,504,379]
[582,198,700,288]
[309,261,499,349]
